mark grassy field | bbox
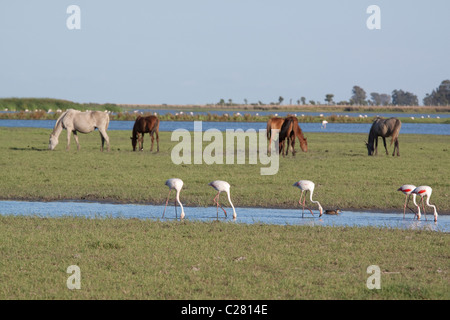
[0,216,448,300]
[0,126,449,300]
[0,127,448,212]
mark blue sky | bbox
[0,1,449,105]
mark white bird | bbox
[292,180,323,217]
[411,186,438,222]
[321,120,328,129]
[208,180,236,220]
[397,185,421,219]
[162,178,185,220]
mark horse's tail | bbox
[151,117,160,134]
[390,118,402,145]
[105,112,110,130]
[266,119,272,140]
[279,117,293,141]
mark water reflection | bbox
[0,200,447,232]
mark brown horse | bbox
[365,117,401,156]
[131,115,160,152]
[266,117,284,153]
[278,116,308,156]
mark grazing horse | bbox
[278,116,308,156]
[131,115,160,152]
[48,109,110,151]
[266,117,284,153]
[365,117,401,156]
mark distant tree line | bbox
[224,79,449,107]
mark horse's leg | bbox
[150,132,154,152]
[156,130,159,152]
[73,131,80,151]
[382,137,388,155]
[394,139,400,156]
[66,130,71,151]
[373,137,378,155]
[98,128,110,152]
[291,133,296,157]
[139,133,144,151]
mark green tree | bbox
[392,90,418,106]
[325,94,334,105]
[350,86,367,105]
[423,80,450,106]
[278,96,284,105]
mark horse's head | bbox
[130,136,138,151]
[365,141,374,156]
[300,137,308,152]
[48,134,59,150]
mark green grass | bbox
[0,126,449,300]
[0,127,448,212]
[0,216,448,299]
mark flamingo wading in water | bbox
[162,178,185,220]
[208,180,237,220]
[292,180,323,217]
[397,184,421,219]
[411,186,438,222]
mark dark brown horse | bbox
[278,116,308,156]
[131,115,160,152]
[365,117,401,156]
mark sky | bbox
[0,0,449,105]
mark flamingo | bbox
[162,178,185,220]
[397,185,421,219]
[292,180,323,217]
[411,186,438,222]
[208,180,237,220]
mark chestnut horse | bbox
[131,115,160,152]
[267,116,307,156]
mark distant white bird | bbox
[411,186,438,222]
[208,180,236,220]
[292,180,323,217]
[397,185,421,219]
[321,120,328,129]
[162,178,185,220]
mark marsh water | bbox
[0,119,449,135]
[0,200,448,232]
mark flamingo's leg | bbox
[162,189,171,218]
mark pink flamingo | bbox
[411,186,438,222]
[162,178,185,220]
[397,184,421,219]
[208,180,237,220]
[292,180,323,217]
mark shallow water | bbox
[0,200,447,232]
[0,119,449,135]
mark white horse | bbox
[48,109,110,151]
